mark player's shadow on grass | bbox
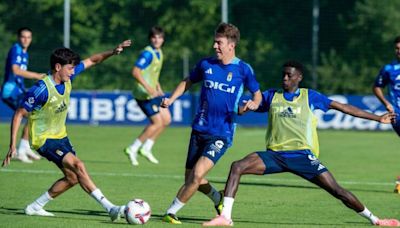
[151,213,210,224]
[0,207,108,220]
[211,180,390,194]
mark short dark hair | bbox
[215,23,240,44]
[394,36,400,44]
[148,26,164,40]
[282,60,304,75]
[50,48,81,70]
[17,27,32,37]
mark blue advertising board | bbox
[0,91,392,131]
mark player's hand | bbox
[386,104,394,113]
[2,146,16,167]
[161,97,172,108]
[379,112,397,124]
[113,40,132,55]
[242,99,259,112]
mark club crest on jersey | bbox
[227,72,232,82]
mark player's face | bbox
[213,36,235,61]
[150,34,164,49]
[282,67,302,92]
[18,30,32,50]
[55,63,75,82]
[395,42,400,60]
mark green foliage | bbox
[0,0,399,94]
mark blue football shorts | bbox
[36,137,76,169]
[256,149,328,180]
[185,130,230,169]
[392,111,400,137]
[136,96,163,117]
[1,81,25,110]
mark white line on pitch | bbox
[0,168,393,186]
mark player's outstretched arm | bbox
[373,86,394,113]
[82,39,132,69]
[2,108,28,167]
[330,100,396,123]
[242,90,262,112]
[161,77,193,108]
[12,65,44,80]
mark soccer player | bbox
[203,60,400,227]
[373,36,400,193]
[2,40,132,221]
[1,27,44,163]
[160,23,262,224]
[124,26,171,166]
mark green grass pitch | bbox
[0,123,399,227]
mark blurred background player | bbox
[1,27,43,163]
[161,23,261,224]
[204,61,399,227]
[2,40,131,221]
[373,36,400,193]
[124,26,171,166]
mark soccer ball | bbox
[124,199,151,225]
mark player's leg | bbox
[164,156,215,225]
[61,153,124,221]
[203,152,266,226]
[18,122,41,160]
[391,118,400,193]
[311,171,400,226]
[25,168,78,216]
[14,122,33,163]
[125,98,163,165]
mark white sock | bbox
[29,191,53,210]
[129,139,142,154]
[90,188,115,213]
[221,197,234,220]
[206,186,221,205]
[166,197,185,215]
[17,139,30,155]
[358,207,379,225]
[142,139,155,152]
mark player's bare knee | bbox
[66,174,78,186]
[73,160,87,177]
[231,160,244,175]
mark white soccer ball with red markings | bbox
[124,199,151,225]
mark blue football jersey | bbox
[189,57,260,139]
[374,60,400,111]
[3,43,29,90]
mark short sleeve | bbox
[70,61,85,81]
[374,65,390,88]
[134,50,153,70]
[10,45,23,65]
[255,89,276,113]
[189,60,204,83]
[308,89,333,112]
[242,63,260,93]
[22,81,48,112]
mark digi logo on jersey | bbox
[204,80,236,93]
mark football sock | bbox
[18,139,30,154]
[129,139,142,154]
[358,207,379,224]
[90,188,115,212]
[206,185,221,205]
[29,191,53,210]
[221,197,234,220]
[142,139,155,152]
[166,197,185,215]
